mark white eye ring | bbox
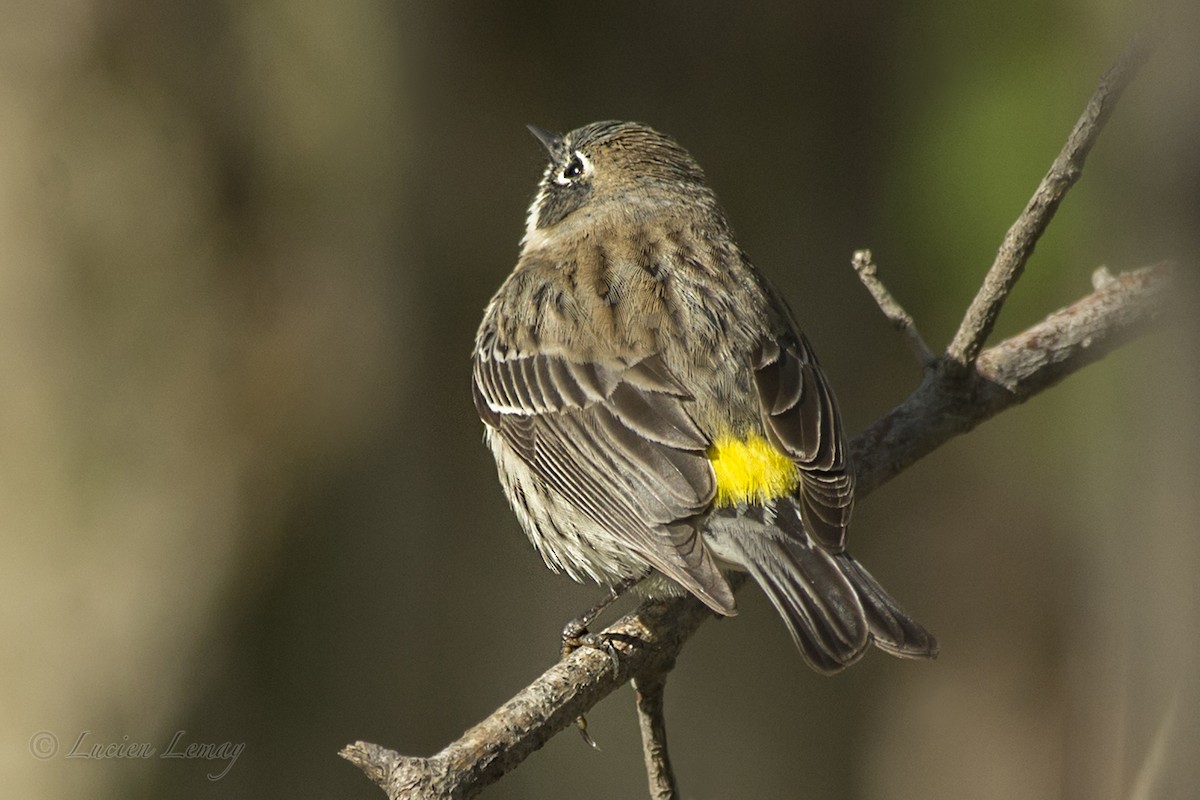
[554,150,591,185]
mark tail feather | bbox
[722,531,869,674]
[704,500,937,672]
[836,553,939,660]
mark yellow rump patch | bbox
[707,433,799,507]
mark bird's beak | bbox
[526,124,563,154]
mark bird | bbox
[472,120,937,673]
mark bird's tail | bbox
[703,498,938,674]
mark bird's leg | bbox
[561,574,641,661]
[562,574,645,749]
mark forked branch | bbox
[944,17,1162,371]
[342,261,1175,800]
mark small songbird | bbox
[472,121,937,673]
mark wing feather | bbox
[547,357,589,407]
[473,350,736,614]
[753,334,854,551]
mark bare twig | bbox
[854,261,1174,495]
[944,20,1162,372]
[852,249,937,367]
[341,262,1176,799]
[633,672,679,800]
[1128,690,1181,800]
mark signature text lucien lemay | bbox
[34,730,244,781]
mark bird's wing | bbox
[752,333,854,551]
[472,352,736,614]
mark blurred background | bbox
[3,1,1198,798]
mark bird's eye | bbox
[556,151,590,184]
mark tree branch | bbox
[343,21,1175,799]
[633,672,679,800]
[341,588,720,799]
[944,18,1162,371]
[341,261,1176,799]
